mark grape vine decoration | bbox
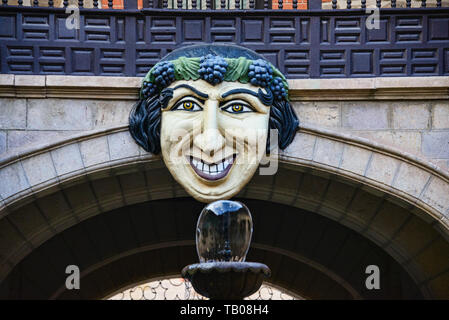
[141,55,287,101]
[198,54,228,85]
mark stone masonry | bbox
[0,75,448,172]
[293,100,449,171]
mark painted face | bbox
[160,79,270,203]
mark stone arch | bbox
[0,198,424,299]
[0,125,448,298]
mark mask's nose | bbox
[193,100,225,157]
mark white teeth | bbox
[190,157,233,176]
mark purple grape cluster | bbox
[198,54,228,85]
[248,59,273,88]
[141,61,175,98]
[153,61,175,88]
[270,76,287,101]
[141,80,158,98]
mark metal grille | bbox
[108,278,302,300]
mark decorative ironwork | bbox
[108,278,301,300]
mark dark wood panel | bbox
[0,6,448,78]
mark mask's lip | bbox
[188,154,236,181]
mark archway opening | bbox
[0,197,431,299]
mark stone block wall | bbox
[292,100,449,171]
[0,75,448,174]
[0,98,134,154]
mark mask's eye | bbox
[221,103,255,114]
[172,100,202,112]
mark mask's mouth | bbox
[188,154,236,181]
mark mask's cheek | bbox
[221,117,269,164]
[161,111,201,134]
[160,112,201,158]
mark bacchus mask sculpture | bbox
[129,45,298,203]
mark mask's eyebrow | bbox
[173,84,209,99]
[221,88,259,99]
[221,88,272,106]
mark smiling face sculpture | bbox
[129,45,298,203]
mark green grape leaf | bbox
[173,57,201,81]
[224,57,251,84]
